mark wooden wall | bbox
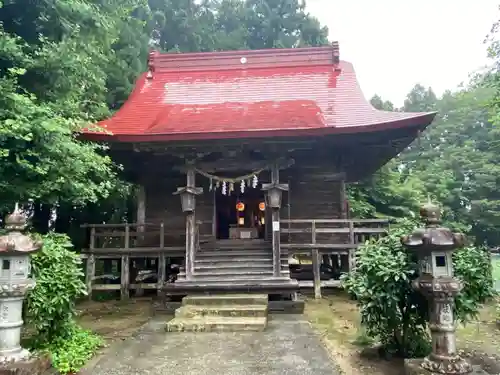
[280,158,345,244]
[140,156,345,245]
[142,171,214,245]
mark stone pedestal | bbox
[0,287,34,362]
[0,206,42,366]
[404,358,485,375]
[410,275,473,375]
[401,200,473,375]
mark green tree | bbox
[343,219,494,358]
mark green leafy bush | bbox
[48,325,103,375]
[342,218,431,358]
[454,245,495,321]
[343,218,494,358]
[25,232,103,373]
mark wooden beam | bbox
[312,248,321,299]
[270,162,282,277]
[121,224,130,300]
[136,185,146,231]
[184,168,197,280]
[339,178,347,219]
[157,252,166,297]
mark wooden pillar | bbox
[271,164,281,277]
[212,189,217,238]
[157,223,165,296]
[132,185,147,296]
[185,169,196,280]
[312,249,321,299]
[348,220,356,273]
[137,185,146,232]
[85,227,96,300]
[311,220,321,299]
[272,208,280,276]
[121,223,130,300]
[174,167,202,281]
[339,178,347,219]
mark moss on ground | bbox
[304,291,499,375]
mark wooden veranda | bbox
[81,218,389,300]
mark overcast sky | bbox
[305,0,499,106]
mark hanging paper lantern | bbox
[238,217,245,225]
[236,202,245,212]
[259,202,266,211]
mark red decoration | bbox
[236,202,245,212]
[259,202,266,211]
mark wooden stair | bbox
[166,294,269,332]
[168,239,298,293]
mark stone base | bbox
[404,358,485,375]
[166,293,268,332]
[0,354,51,375]
[0,349,31,364]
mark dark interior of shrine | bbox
[215,186,266,240]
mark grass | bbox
[75,297,159,341]
[492,255,500,281]
[304,291,499,375]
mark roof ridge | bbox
[147,43,340,75]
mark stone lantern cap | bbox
[401,200,465,254]
[0,205,43,255]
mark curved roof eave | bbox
[82,111,436,143]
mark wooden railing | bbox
[80,221,211,300]
[281,218,389,253]
[281,218,390,299]
[81,221,213,254]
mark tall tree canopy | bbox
[3,0,500,247]
[0,0,329,236]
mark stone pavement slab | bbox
[83,314,340,375]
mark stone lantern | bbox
[401,200,472,375]
[0,205,42,362]
[262,182,289,209]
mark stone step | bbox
[165,316,267,332]
[182,293,268,306]
[175,304,268,318]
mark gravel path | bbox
[82,314,340,375]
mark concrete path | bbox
[84,315,340,375]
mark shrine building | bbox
[81,43,436,299]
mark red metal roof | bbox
[83,45,436,142]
